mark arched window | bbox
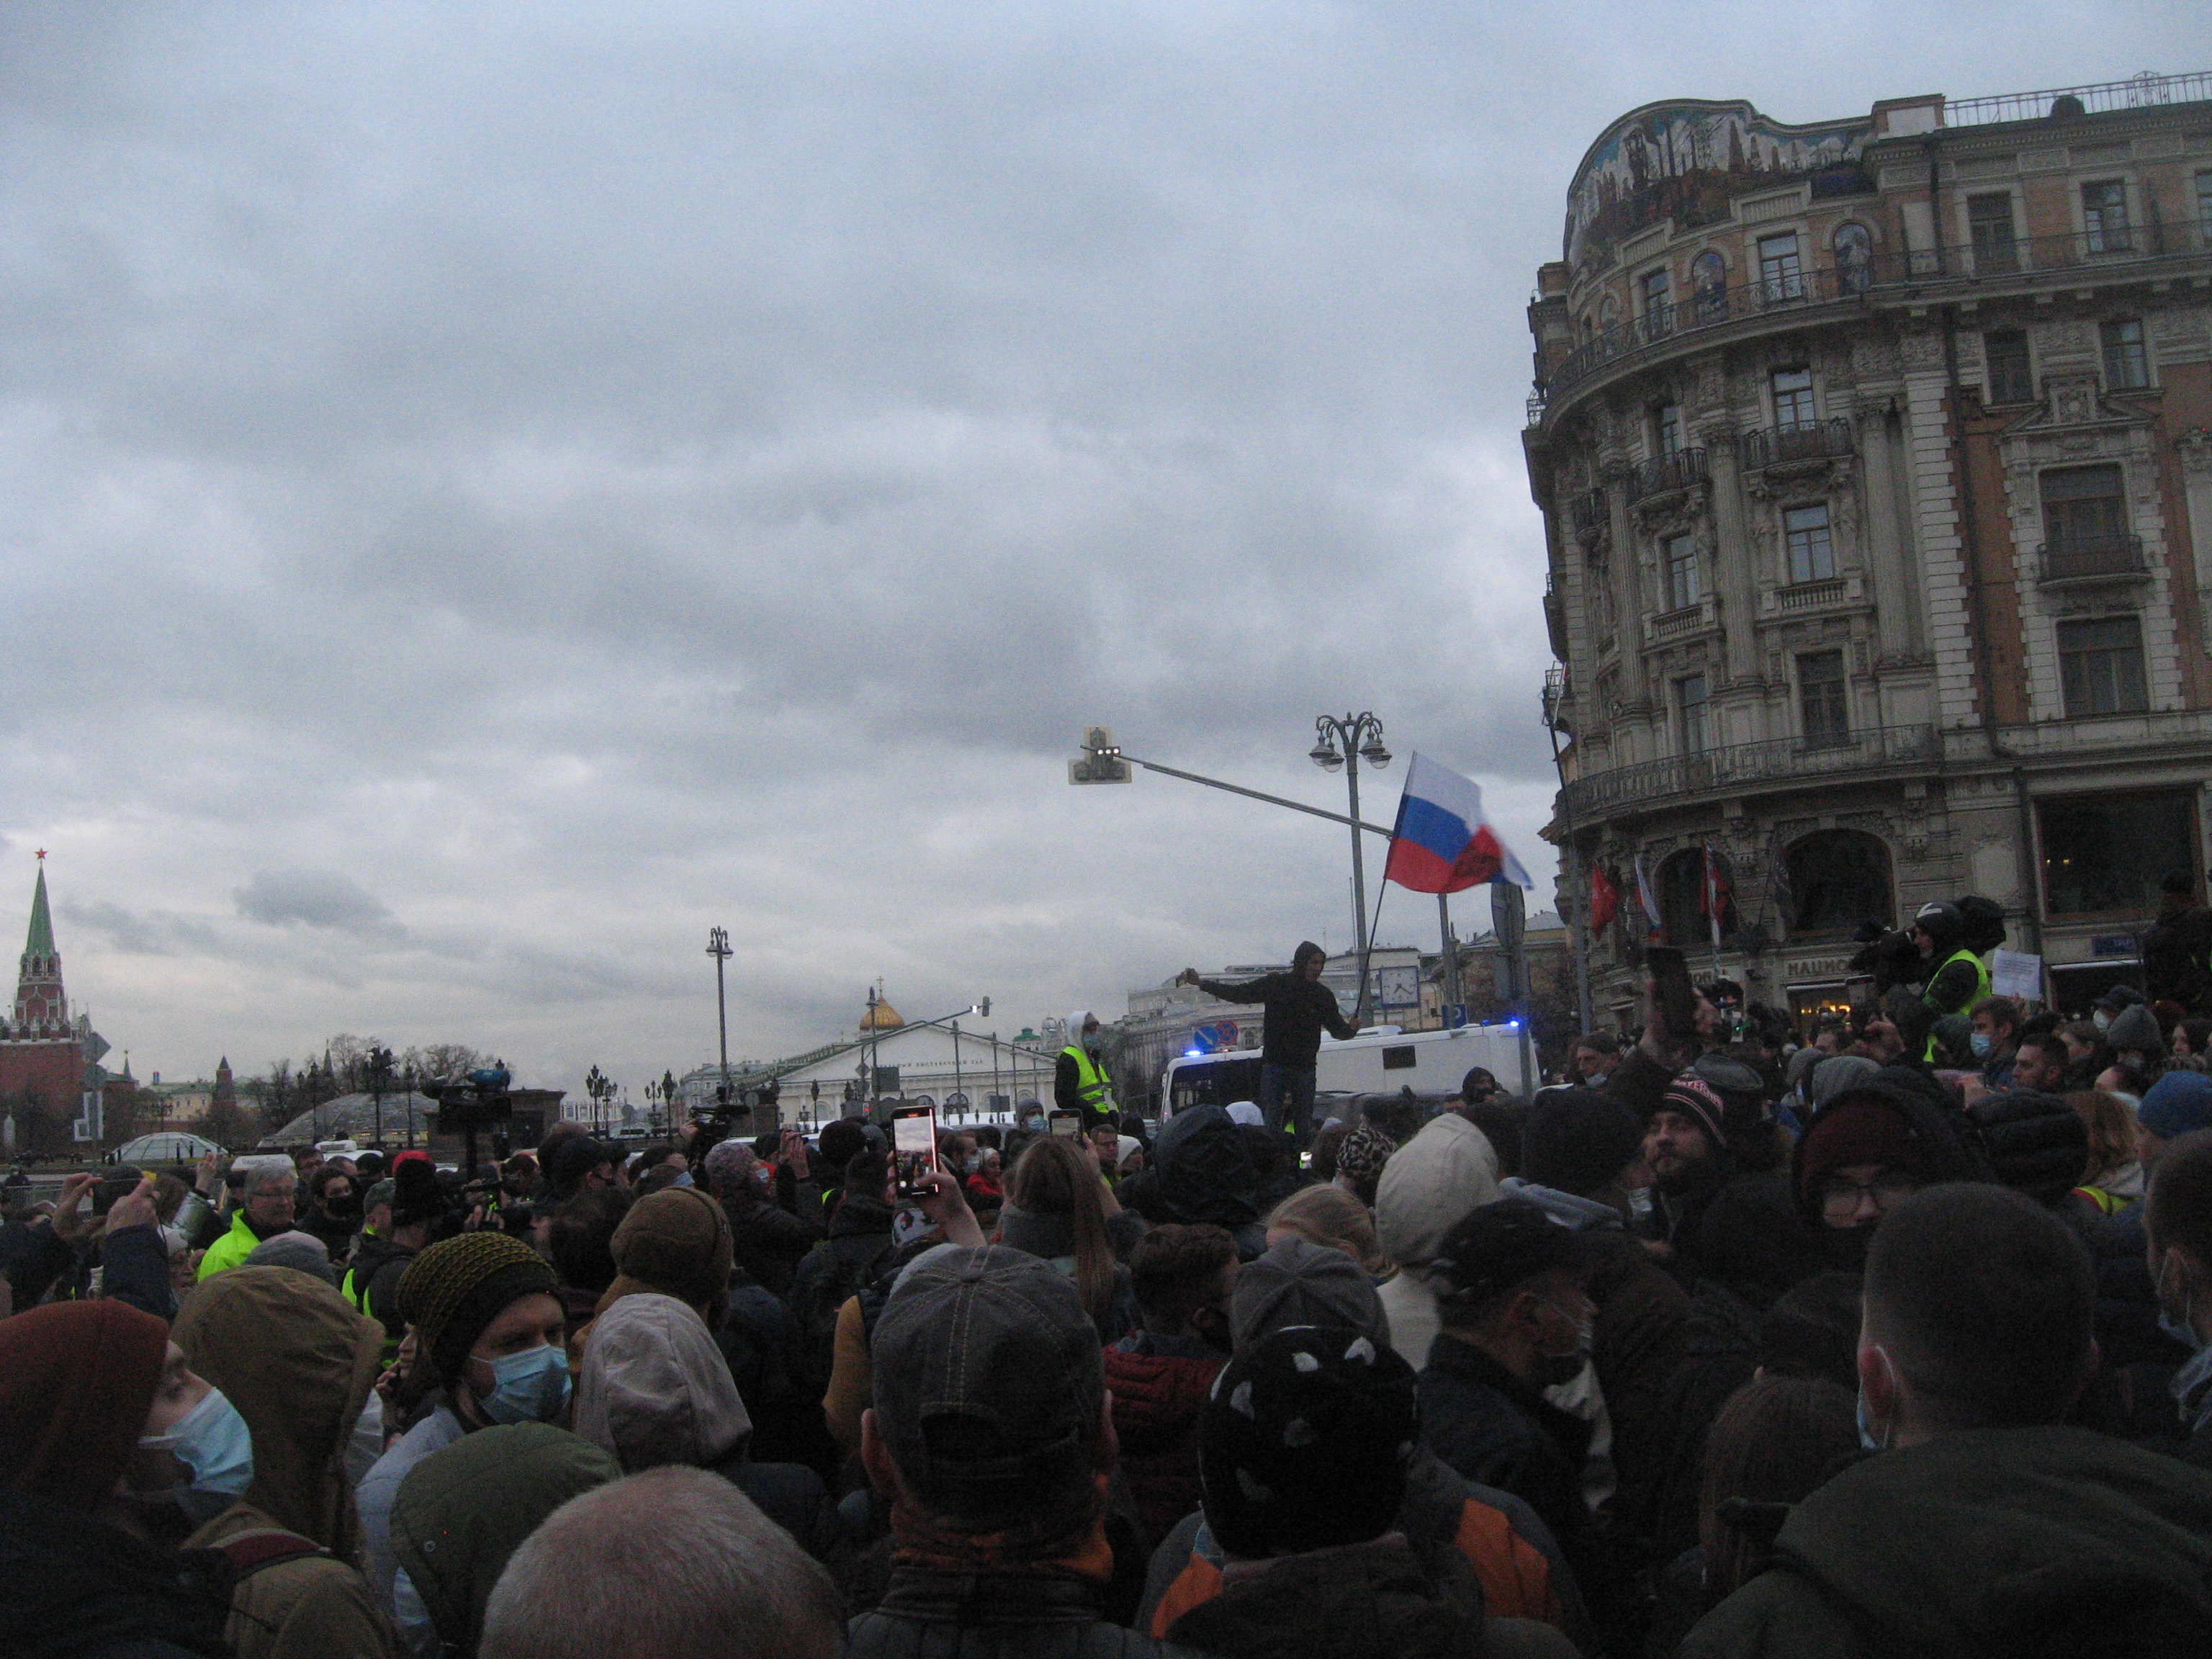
[1599,293,1622,337]
[1691,251,1729,321]
[1784,829,1893,939]
[1658,845,1736,948]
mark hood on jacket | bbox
[1498,1176,1627,1232]
[1067,1010,1094,1051]
[1762,1427,2212,1653]
[1150,1104,1260,1228]
[1375,1113,1501,1269]
[170,1264,383,1555]
[391,1424,619,1658]
[575,1292,751,1471]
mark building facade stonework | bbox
[1524,75,2212,1028]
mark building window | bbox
[1771,366,1816,429]
[2199,171,2212,239]
[1968,193,2018,271]
[1784,503,1835,583]
[1798,649,1850,748]
[1663,533,1701,610]
[1984,330,2033,404]
[2100,318,2150,390]
[1756,233,1803,302]
[2056,616,2147,717]
[2041,464,2128,562]
[2040,789,2197,916]
[1677,672,1709,753]
[1653,401,1684,456]
[1640,266,1671,333]
[2082,180,2132,253]
[1784,829,1892,939]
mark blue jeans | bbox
[1259,1063,1316,1149]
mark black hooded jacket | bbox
[1194,944,1358,1069]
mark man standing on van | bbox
[1179,944,1359,1151]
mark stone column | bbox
[1858,400,1921,662]
[1705,434,1760,690]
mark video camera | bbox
[425,1067,514,1133]
[702,1076,778,1133]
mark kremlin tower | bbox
[0,856,111,1154]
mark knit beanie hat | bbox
[1521,1089,1645,1196]
[1333,1123,1396,1189]
[2141,1070,2212,1141]
[246,1231,342,1287]
[398,1232,559,1383]
[0,1300,170,1510]
[602,1187,733,1323]
[2106,1003,2167,1058]
[701,1138,757,1190]
[1658,1074,1728,1146]
[1197,1324,1417,1559]
[1795,1092,1943,1212]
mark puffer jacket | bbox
[1102,1334,1226,1542]
[1165,1534,1508,1659]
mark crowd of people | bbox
[9,907,2212,1657]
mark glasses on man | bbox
[1819,1172,1919,1222]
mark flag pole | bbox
[1438,892,1460,1024]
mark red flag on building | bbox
[1701,840,1734,948]
[1589,864,1619,938]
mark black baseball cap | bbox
[1429,1197,1591,1313]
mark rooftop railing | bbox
[1943,70,2212,129]
[1560,722,1940,819]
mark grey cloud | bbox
[234,870,400,936]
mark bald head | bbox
[480,1468,843,1659]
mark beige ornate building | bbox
[1524,73,2212,1029]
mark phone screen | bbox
[1647,946,1698,1040]
[1048,1110,1084,1138]
[891,1106,939,1199]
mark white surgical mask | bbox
[138,1384,256,1524]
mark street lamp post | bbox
[706,927,733,1120]
[1308,712,1392,1025]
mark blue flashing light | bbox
[1506,1020,1520,1028]
[1185,1048,1202,1057]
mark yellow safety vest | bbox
[1923,946,1992,1060]
[1061,1045,1117,1122]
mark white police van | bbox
[1159,1021,1533,1117]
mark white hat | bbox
[1226,1101,1265,1128]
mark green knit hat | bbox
[392,1424,619,1655]
[397,1232,559,1382]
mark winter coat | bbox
[169,1265,396,1659]
[788,1193,898,1388]
[723,1193,818,1298]
[1103,1333,1228,1542]
[1165,1534,1491,1659]
[197,1207,279,1281]
[1681,1426,2212,1658]
[1141,1445,1583,1649]
[575,1292,751,1472]
[1417,1335,1593,1574]
[342,1231,417,1354]
[0,1484,232,1659]
[850,1565,1210,1659]
[357,1405,467,1614]
[1375,1114,1502,1370]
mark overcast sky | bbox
[2,2,2200,1095]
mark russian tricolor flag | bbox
[1382,753,1533,894]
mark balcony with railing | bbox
[1568,488,1609,536]
[1630,447,1707,503]
[2040,533,2147,585]
[1533,217,2209,411]
[1560,722,1941,819]
[1741,418,1855,472]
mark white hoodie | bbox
[1372,1112,1501,1370]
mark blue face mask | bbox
[670,1170,695,1188]
[1969,1033,1993,1060]
[140,1383,256,1523]
[479,1344,572,1425]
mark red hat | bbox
[1797,1094,1941,1213]
[0,1300,171,1510]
